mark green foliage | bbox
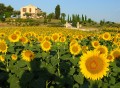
[0,3,13,19]
[47,12,55,22]
[82,14,84,22]
[61,13,66,24]
[1,29,120,88]
[55,5,60,19]
[0,15,5,22]
[73,73,84,85]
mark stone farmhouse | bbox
[20,4,42,18]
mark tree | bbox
[85,15,87,22]
[49,12,55,19]
[5,5,14,18]
[55,5,60,19]
[67,14,70,22]
[88,18,92,23]
[0,3,14,18]
[47,13,55,22]
[24,13,31,18]
[47,12,55,21]
[13,10,20,16]
[0,3,6,15]
[77,14,80,22]
[6,5,13,12]
[82,14,84,22]
[100,19,105,26]
[69,17,72,22]
[61,13,66,23]
[41,12,47,24]
[40,12,47,18]
[37,13,43,18]
[71,14,81,27]
[72,14,76,27]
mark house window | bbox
[23,8,26,12]
[29,8,31,12]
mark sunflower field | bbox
[0,26,120,88]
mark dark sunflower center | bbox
[94,42,98,46]
[11,34,17,40]
[72,45,78,53]
[86,56,104,74]
[113,51,120,58]
[0,42,6,51]
[104,34,109,39]
[43,41,50,49]
[53,35,58,40]
[98,48,105,54]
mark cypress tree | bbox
[82,14,84,22]
[55,5,60,19]
[85,15,87,22]
[70,16,72,22]
[67,14,70,22]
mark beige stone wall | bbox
[20,4,42,18]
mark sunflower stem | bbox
[27,63,31,71]
[6,58,9,72]
[73,55,75,59]
[46,80,51,88]
[64,43,66,50]
[57,48,60,76]
[46,80,48,88]
[72,55,75,68]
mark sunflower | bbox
[0,55,5,62]
[81,45,88,54]
[91,40,100,48]
[11,54,18,60]
[102,32,111,41]
[28,32,36,37]
[60,36,66,42]
[98,34,102,40]
[70,43,81,56]
[37,36,44,43]
[59,32,63,37]
[111,48,120,59]
[51,33,59,42]
[8,33,20,42]
[95,45,108,55]
[14,30,21,36]
[19,36,28,44]
[116,33,120,39]
[107,54,114,62]
[44,36,50,41]
[23,33,29,37]
[0,40,8,54]
[117,41,120,46]
[21,50,35,62]
[0,32,6,38]
[77,34,83,40]
[112,37,118,45]
[41,40,51,52]
[70,39,78,46]
[72,35,77,39]
[79,50,109,80]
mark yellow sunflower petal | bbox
[79,50,109,80]
[0,40,8,53]
[21,50,35,62]
[70,43,81,56]
[41,40,51,52]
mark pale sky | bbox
[0,0,120,22]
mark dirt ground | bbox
[0,22,12,27]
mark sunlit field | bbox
[0,26,120,88]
